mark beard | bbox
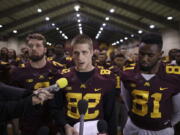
[139,60,159,72]
[29,54,45,62]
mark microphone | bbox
[78,100,88,135]
[34,78,68,94]
[97,120,108,135]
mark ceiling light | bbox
[37,8,42,13]
[105,17,110,21]
[56,27,59,31]
[138,30,143,34]
[120,39,124,42]
[124,37,128,40]
[100,27,103,31]
[59,30,62,33]
[109,8,115,13]
[74,5,80,11]
[131,34,134,37]
[62,33,65,36]
[0,25,3,28]
[51,23,55,26]
[76,13,80,17]
[45,17,50,21]
[13,30,17,34]
[102,23,106,27]
[78,23,82,27]
[167,16,173,20]
[116,41,119,44]
[149,24,155,29]
[77,19,81,23]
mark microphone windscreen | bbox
[97,120,108,133]
[78,100,88,115]
[56,78,68,88]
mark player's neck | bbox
[30,56,47,69]
[141,61,161,74]
[76,64,95,72]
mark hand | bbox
[64,124,79,135]
[32,89,54,105]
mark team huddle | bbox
[0,33,179,135]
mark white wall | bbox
[162,29,180,56]
[0,38,26,54]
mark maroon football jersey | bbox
[58,67,117,135]
[121,63,180,130]
[9,60,64,133]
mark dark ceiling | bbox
[0,0,179,45]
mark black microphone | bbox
[34,78,68,94]
[97,120,108,135]
[78,100,88,135]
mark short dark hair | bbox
[141,33,163,50]
[26,33,46,46]
[71,34,93,50]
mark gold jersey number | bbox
[66,93,101,119]
[131,90,162,118]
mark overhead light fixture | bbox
[74,5,80,11]
[56,27,59,31]
[0,25,3,28]
[124,37,128,40]
[37,8,42,13]
[77,19,81,23]
[116,41,120,44]
[79,27,82,30]
[138,30,143,34]
[149,24,155,29]
[100,27,103,31]
[13,30,17,34]
[51,23,55,26]
[120,39,124,42]
[109,8,115,13]
[76,13,80,17]
[59,30,62,34]
[167,16,173,20]
[102,23,106,27]
[45,17,50,21]
[131,34,134,37]
[98,31,102,34]
[78,23,82,27]
[105,17,110,21]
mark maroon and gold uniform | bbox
[57,67,117,135]
[10,60,64,135]
[121,63,180,130]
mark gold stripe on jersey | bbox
[100,69,111,75]
[166,65,180,75]
[52,61,64,67]
[61,68,71,74]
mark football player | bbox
[54,35,117,135]
[10,33,64,135]
[121,33,180,135]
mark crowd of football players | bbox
[0,33,179,135]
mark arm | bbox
[103,89,117,135]
[171,93,180,126]
[120,82,131,111]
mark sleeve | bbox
[103,87,117,135]
[0,82,32,100]
[0,96,33,122]
[120,82,131,111]
[47,90,67,127]
[171,93,180,126]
